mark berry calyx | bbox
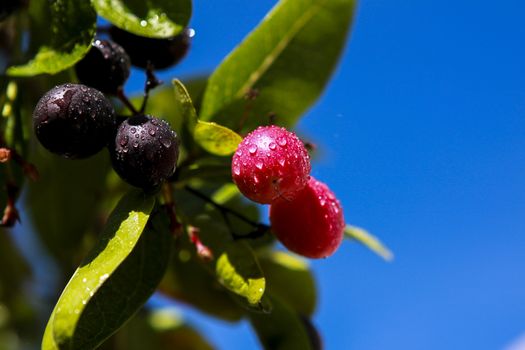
[109,115,179,189]
[33,83,116,159]
[109,26,192,70]
[75,39,131,94]
[269,177,345,259]
[232,125,311,204]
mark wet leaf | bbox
[92,0,191,38]
[42,190,172,349]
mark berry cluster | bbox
[32,27,191,190]
[232,126,345,258]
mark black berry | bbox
[75,39,131,94]
[109,26,192,70]
[33,83,116,159]
[110,115,179,189]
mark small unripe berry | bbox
[109,26,192,70]
[110,115,179,189]
[270,177,344,259]
[75,39,131,94]
[232,125,311,204]
[33,83,116,159]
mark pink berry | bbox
[269,177,345,259]
[231,125,311,204]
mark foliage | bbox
[0,0,392,349]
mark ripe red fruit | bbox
[231,125,311,204]
[270,177,345,259]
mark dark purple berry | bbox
[33,83,116,159]
[109,26,192,70]
[110,115,179,189]
[75,39,131,94]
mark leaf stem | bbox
[117,88,139,115]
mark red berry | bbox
[231,125,311,204]
[270,177,345,259]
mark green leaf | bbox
[159,247,244,322]
[26,148,111,270]
[344,225,394,261]
[259,251,316,316]
[200,0,356,131]
[43,189,172,350]
[173,79,198,131]
[7,0,96,76]
[216,241,265,305]
[92,0,192,38]
[194,121,242,156]
[249,295,313,350]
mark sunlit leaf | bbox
[7,0,96,76]
[173,79,198,131]
[344,225,394,261]
[200,0,356,131]
[194,121,242,156]
[92,0,192,38]
[43,189,172,349]
[216,241,265,305]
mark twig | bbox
[117,87,139,115]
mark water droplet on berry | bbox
[233,165,241,175]
[160,138,172,148]
[269,142,277,150]
[149,128,156,136]
[277,137,287,147]
[133,141,139,148]
[248,144,258,155]
[119,135,128,146]
[130,127,136,134]
[255,161,263,169]
[278,158,286,166]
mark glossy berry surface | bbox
[109,26,192,70]
[270,177,345,259]
[232,125,311,204]
[110,115,179,189]
[33,83,116,159]
[75,39,130,94]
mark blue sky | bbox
[126,1,525,349]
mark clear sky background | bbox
[126,1,525,349]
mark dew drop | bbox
[277,137,287,147]
[133,141,139,148]
[248,144,258,155]
[119,135,128,146]
[278,158,286,166]
[160,138,172,148]
[269,142,277,150]
[149,128,156,136]
[233,165,241,175]
[255,161,263,170]
[130,127,137,134]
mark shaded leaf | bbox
[216,241,265,305]
[259,251,316,316]
[26,148,111,270]
[43,189,172,349]
[92,0,192,38]
[194,121,242,156]
[103,308,215,350]
[7,0,96,76]
[173,79,198,131]
[159,246,244,322]
[249,295,313,350]
[344,225,394,261]
[200,0,356,131]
